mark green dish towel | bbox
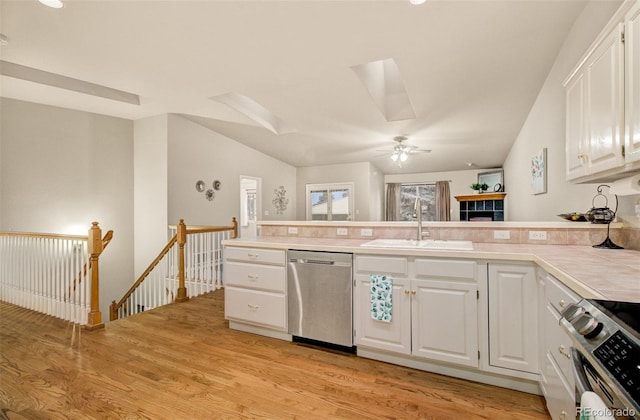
[370,274,393,322]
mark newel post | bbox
[231,217,238,239]
[175,219,189,302]
[86,222,105,330]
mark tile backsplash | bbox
[259,224,639,250]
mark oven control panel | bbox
[594,330,640,406]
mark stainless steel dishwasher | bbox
[287,250,353,348]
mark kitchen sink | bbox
[360,238,473,250]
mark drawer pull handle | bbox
[247,275,259,280]
[577,153,586,159]
[559,299,566,308]
[558,345,571,359]
[411,290,416,295]
[247,253,259,258]
[247,304,259,310]
[560,410,566,420]
[404,290,410,295]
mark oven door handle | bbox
[571,347,593,396]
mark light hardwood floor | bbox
[0,290,550,419]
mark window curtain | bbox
[435,181,451,221]
[385,183,401,221]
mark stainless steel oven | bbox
[560,299,640,419]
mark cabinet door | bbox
[411,279,478,368]
[354,273,411,354]
[488,264,538,373]
[543,352,576,420]
[565,73,587,180]
[586,23,625,173]
[626,1,640,163]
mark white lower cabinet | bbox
[355,255,479,368]
[411,279,478,367]
[354,255,411,354]
[543,352,576,420]
[223,247,287,332]
[487,263,539,374]
[539,272,580,420]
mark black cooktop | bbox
[590,299,640,336]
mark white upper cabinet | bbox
[585,24,625,173]
[565,73,586,179]
[565,24,625,180]
[626,0,640,163]
[565,0,640,182]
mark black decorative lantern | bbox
[585,184,623,249]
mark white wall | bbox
[0,98,135,317]
[386,168,501,221]
[369,163,385,221]
[133,115,169,277]
[503,0,636,222]
[296,162,382,221]
[167,114,297,227]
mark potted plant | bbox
[470,183,489,194]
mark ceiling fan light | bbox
[400,152,408,162]
[38,0,64,8]
[390,152,399,162]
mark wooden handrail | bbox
[110,217,237,321]
[168,217,238,237]
[110,235,178,321]
[0,231,88,240]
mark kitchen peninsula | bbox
[221,220,639,418]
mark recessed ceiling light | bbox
[38,0,64,9]
[409,0,427,5]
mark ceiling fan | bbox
[379,136,431,166]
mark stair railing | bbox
[110,217,237,321]
[0,222,112,329]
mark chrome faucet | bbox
[414,198,423,241]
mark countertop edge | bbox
[222,238,640,302]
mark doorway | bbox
[239,176,261,238]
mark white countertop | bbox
[222,237,640,303]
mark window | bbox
[306,183,354,221]
[246,189,256,222]
[399,184,436,221]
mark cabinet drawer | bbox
[225,247,285,266]
[225,287,287,330]
[224,262,285,293]
[355,255,407,276]
[542,352,576,420]
[544,303,575,388]
[415,258,475,281]
[545,274,580,313]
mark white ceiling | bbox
[0,0,587,174]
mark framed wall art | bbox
[531,148,547,195]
